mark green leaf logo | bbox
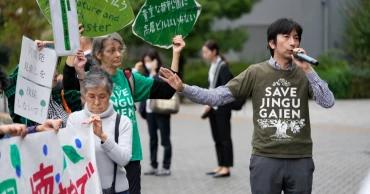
[19,89,24,97]
[62,145,84,164]
[40,100,46,107]
[0,179,18,194]
[63,156,67,170]
[10,145,21,171]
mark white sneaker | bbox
[143,168,158,175]
[156,168,171,176]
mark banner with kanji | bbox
[132,0,201,48]
[57,125,101,193]
[0,127,101,194]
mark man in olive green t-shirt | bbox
[160,18,335,194]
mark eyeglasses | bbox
[104,47,126,54]
[86,95,109,102]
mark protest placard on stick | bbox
[49,0,80,56]
[38,0,135,37]
[14,36,58,124]
[132,0,201,48]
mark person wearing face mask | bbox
[135,49,173,176]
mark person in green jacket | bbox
[63,33,185,194]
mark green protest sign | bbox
[37,0,135,37]
[36,0,52,24]
[132,0,201,48]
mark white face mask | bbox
[145,59,158,71]
[145,62,152,70]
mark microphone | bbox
[293,53,319,66]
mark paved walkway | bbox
[137,100,370,194]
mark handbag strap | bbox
[111,114,121,191]
[210,60,226,89]
[61,90,72,114]
[122,68,137,111]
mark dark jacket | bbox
[138,70,171,119]
[62,53,93,91]
[208,62,234,113]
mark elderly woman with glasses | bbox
[63,33,185,194]
[67,66,132,194]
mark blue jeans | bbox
[116,191,129,194]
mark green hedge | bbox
[183,57,370,99]
[315,54,370,99]
[183,61,251,88]
[314,55,352,99]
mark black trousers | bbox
[208,109,233,167]
[249,155,315,194]
[146,113,172,169]
[124,160,141,194]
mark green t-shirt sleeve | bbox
[226,66,256,100]
[132,72,154,102]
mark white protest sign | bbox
[14,77,51,124]
[15,36,57,124]
[0,128,102,194]
[50,0,80,56]
[58,126,102,194]
[0,130,70,193]
[18,36,57,87]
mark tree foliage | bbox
[0,0,259,72]
[343,0,370,67]
[119,0,259,59]
[0,0,51,72]
[342,0,370,98]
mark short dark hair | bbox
[83,66,113,95]
[267,18,303,56]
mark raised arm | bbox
[63,24,86,91]
[71,50,87,101]
[291,48,335,108]
[132,36,185,101]
[170,35,185,72]
[62,55,79,90]
[159,68,236,106]
[306,71,335,108]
